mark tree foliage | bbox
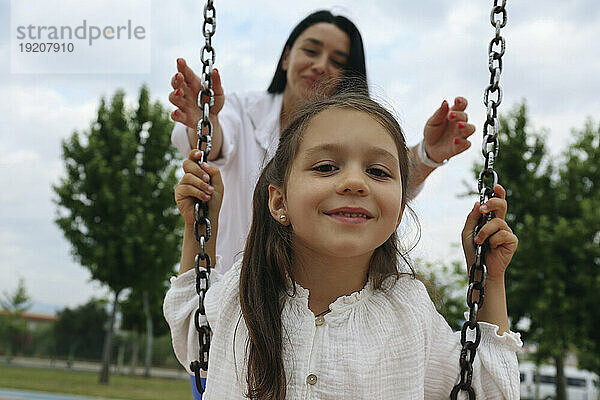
[468,102,600,397]
[0,278,32,358]
[53,85,181,382]
[54,299,108,360]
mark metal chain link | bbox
[189,0,216,395]
[451,1,506,399]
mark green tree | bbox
[53,86,181,383]
[54,299,108,362]
[120,281,171,376]
[557,120,600,377]
[0,278,32,361]
[468,103,600,399]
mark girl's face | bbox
[282,23,350,103]
[272,108,404,261]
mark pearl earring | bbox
[279,215,287,222]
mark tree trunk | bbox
[143,290,153,378]
[99,290,120,384]
[116,342,125,373]
[129,330,140,375]
[554,351,567,400]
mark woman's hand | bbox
[462,184,518,282]
[422,97,476,163]
[175,150,224,227]
[169,58,225,129]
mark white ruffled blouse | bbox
[163,258,522,399]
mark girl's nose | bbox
[336,170,369,196]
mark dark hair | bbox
[239,91,412,399]
[267,10,368,95]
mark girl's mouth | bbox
[324,209,373,224]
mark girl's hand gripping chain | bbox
[461,184,518,282]
[174,150,224,274]
[461,184,518,334]
[175,150,224,226]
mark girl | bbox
[168,10,476,272]
[165,92,522,399]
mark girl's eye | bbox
[331,59,345,68]
[302,48,317,56]
[367,167,391,178]
[313,164,337,173]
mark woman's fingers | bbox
[451,96,468,111]
[448,110,469,123]
[177,58,203,96]
[456,122,476,140]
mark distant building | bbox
[0,311,57,330]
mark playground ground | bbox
[0,359,191,400]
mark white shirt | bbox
[163,259,522,399]
[171,91,283,271]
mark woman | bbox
[169,10,475,273]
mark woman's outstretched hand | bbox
[461,184,518,282]
[175,150,224,227]
[422,97,476,163]
[169,58,225,129]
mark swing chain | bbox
[451,1,506,399]
[190,0,216,395]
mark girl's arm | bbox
[174,150,224,275]
[461,184,518,334]
[169,58,225,161]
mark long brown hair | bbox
[239,91,413,399]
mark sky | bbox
[0,0,598,314]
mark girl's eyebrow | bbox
[302,38,349,58]
[303,143,398,165]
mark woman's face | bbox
[282,23,351,103]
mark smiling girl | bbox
[165,92,521,399]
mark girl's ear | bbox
[268,183,290,226]
[281,47,290,71]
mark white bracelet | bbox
[417,139,446,168]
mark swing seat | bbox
[190,375,206,400]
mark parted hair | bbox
[239,91,413,399]
[267,10,368,96]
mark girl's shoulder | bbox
[385,273,429,298]
[207,258,242,300]
[204,259,243,329]
[375,273,438,316]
